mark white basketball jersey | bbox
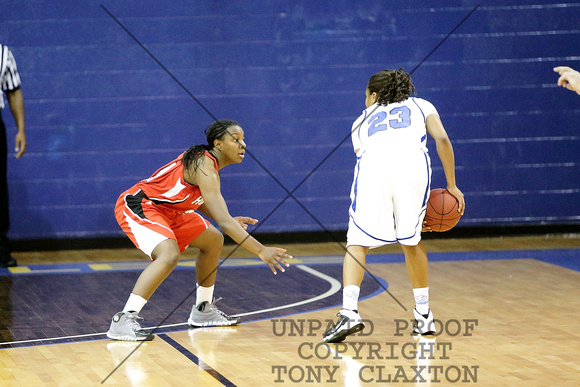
[351,97,438,157]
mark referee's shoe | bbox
[323,309,365,343]
[0,255,17,268]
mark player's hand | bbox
[554,66,580,95]
[15,132,27,159]
[422,220,433,232]
[259,247,292,275]
[233,216,258,230]
[446,186,465,215]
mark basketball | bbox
[424,188,461,232]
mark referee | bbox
[0,43,27,268]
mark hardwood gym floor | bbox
[0,234,579,386]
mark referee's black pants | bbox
[0,113,11,260]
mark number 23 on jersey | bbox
[368,106,411,136]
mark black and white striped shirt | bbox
[0,44,22,110]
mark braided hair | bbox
[182,119,240,172]
[367,68,415,106]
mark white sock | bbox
[196,284,215,307]
[343,285,360,311]
[123,293,148,314]
[413,287,430,315]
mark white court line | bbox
[0,264,341,347]
[235,264,342,317]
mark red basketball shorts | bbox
[114,188,209,258]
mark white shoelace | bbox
[207,298,235,320]
[126,313,145,331]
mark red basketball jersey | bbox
[134,151,218,214]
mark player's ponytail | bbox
[368,68,415,105]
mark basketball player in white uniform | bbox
[323,69,465,343]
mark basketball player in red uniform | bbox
[107,119,292,341]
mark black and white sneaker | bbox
[322,309,365,343]
[412,308,436,335]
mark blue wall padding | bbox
[1,1,578,240]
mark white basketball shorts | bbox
[347,148,431,248]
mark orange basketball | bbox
[424,188,461,232]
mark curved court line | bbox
[147,264,343,325]
[0,264,341,348]
[234,264,342,318]
[0,265,390,348]
[1,264,392,348]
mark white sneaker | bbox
[322,309,365,343]
[413,308,436,335]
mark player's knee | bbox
[206,227,224,250]
[191,226,223,254]
[152,242,181,269]
[156,252,180,269]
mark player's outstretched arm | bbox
[193,156,292,274]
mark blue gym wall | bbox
[1,0,578,241]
